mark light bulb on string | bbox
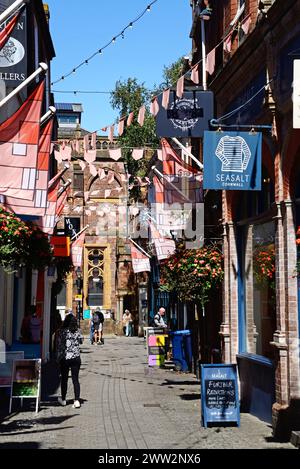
[112,37,116,43]
[129,22,133,28]
[147,5,151,11]
[98,49,102,54]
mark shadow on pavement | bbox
[0,441,40,449]
[0,415,76,434]
[161,379,200,386]
[179,393,201,401]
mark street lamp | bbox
[75,267,83,328]
[199,5,212,91]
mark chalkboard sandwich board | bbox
[200,364,240,428]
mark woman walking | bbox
[56,314,83,408]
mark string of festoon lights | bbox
[51,0,158,86]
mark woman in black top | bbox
[56,314,83,408]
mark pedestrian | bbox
[91,308,104,345]
[29,308,42,343]
[89,312,94,345]
[20,307,33,343]
[123,310,134,337]
[56,314,83,408]
[127,311,134,337]
[153,307,168,329]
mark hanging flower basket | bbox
[159,244,224,308]
[253,245,275,288]
[0,206,53,272]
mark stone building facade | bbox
[190,0,300,439]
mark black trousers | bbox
[60,358,81,401]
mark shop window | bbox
[250,222,276,359]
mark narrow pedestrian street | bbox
[0,336,295,450]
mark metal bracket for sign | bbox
[210,119,273,131]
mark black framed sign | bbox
[156,90,214,138]
[0,1,27,87]
[200,364,240,427]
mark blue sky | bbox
[46,0,193,132]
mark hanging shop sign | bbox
[50,236,71,257]
[203,131,262,191]
[293,59,300,129]
[64,217,81,239]
[201,364,240,428]
[156,90,214,138]
[0,1,27,87]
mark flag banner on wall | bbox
[130,243,150,273]
[149,221,175,261]
[4,118,54,216]
[156,90,213,138]
[0,81,44,200]
[0,8,22,50]
[203,131,262,191]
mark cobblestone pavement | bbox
[0,336,296,449]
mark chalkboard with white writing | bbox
[201,364,240,427]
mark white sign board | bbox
[293,59,300,129]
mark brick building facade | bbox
[191,0,300,439]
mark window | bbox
[73,172,83,191]
[250,222,276,358]
[58,114,78,124]
[87,249,104,307]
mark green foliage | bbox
[160,244,224,308]
[110,78,158,200]
[162,57,186,88]
[0,206,53,272]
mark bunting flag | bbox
[241,14,251,35]
[104,189,111,198]
[5,118,54,216]
[75,139,80,153]
[107,171,115,184]
[157,149,163,161]
[109,125,114,143]
[84,134,89,152]
[118,119,125,136]
[0,81,44,200]
[98,168,106,180]
[191,64,200,84]
[206,48,216,75]
[0,9,21,51]
[79,160,86,171]
[176,76,184,99]
[89,163,98,176]
[109,148,122,161]
[149,221,176,261]
[61,145,72,161]
[138,105,146,126]
[127,112,134,127]
[223,33,232,53]
[132,148,144,161]
[150,98,159,117]
[91,132,97,150]
[162,88,170,110]
[71,232,85,267]
[84,150,96,164]
[130,242,150,273]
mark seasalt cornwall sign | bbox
[203,131,262,191]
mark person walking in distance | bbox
[56,314,83,408]
[154,307,168,329]
[92,308,104,345]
